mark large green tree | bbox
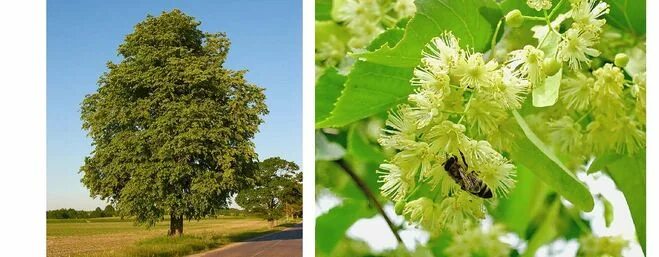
[80,10,268,236]
[236,157,302,225]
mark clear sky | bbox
[47,0,301,210]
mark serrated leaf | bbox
[511,110,594,211]
[606,0,646,36]
[316,131,346,160]
[316,68,346,123]
[315,61,414,128]
[532,68,562,107]
[365,28,405,52]
[316,199,376,255]
[358,0,502,68]
[605,152,645,253]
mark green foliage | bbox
[236,157,302,222]
[606,0,646,35]
[79,10,268,232]
[47,205,117,219]
[358,0,502,67]
[511,110,594,211]
[315,61,413,127]
[605,152,646,252]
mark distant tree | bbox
[103,205,116,217]
[91,207,103,218]
[236,158,302,226]
[79,10,267,236]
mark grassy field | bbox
[47,216,298,257]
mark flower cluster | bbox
[578,235,628,257]
[444,223,512,257]
[336,0,415,49]
[316,0,416,72]
[544,64,646,156]
[378,32,521,234]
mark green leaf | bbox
[532,68,562,107]
[511,110,594,211]
[358,0,502,68]
[316,68,347,123]
[316,61,414,128]
[316,131,346,161]
[606,0,646,36]
[315,0,333,21]
[492,164,549,235]
[600,195,614,227]
[605,152,646,252]
[587,152,622,173]
[521,199,561,257]
[365,28,405,52]
[347,125,385,164]
[315,199,376,255]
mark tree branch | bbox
[335,159,404,245]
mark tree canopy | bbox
[79,9,268,236]
[236,157,302,224]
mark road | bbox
[192,223,302,257]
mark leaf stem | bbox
[335,159,404,245]
[548,0,566,19]
[458,92,475,125]
[491,18,503,52]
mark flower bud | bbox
[614,53,629,67]
[394,200,406,215]
[505,10,524,28]
[543,58,561,76]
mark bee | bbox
[442,150,493,199]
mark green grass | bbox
[47,216,300,257]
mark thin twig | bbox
[335,159,404,245]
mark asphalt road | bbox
[193,223,302,257]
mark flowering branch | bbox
[335,159,404,245]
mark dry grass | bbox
[46,216,290,257]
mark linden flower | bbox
[557,28,601,70]
[336,0,381,29]
[315,35,346,67]
[464,140,516,197]
[547,116,584,154]
[378,106,418,150]
[610,115,645,155]
[527,0,552,11]
[403,198,443,233]
[507,45,546,86]
[591,64,625,116]
[393,0,416,18]
[560,73,595,111]
[578,235,628,257]
[570,0,609,35]
[422,32,461,70]
[407,91,442,128]
[378,163,411,201]
[444,223,512,257]
[411,65,450,91]
[454,52,499,88]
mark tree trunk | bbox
[168,214,184,236]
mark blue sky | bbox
[47,0,301,210]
